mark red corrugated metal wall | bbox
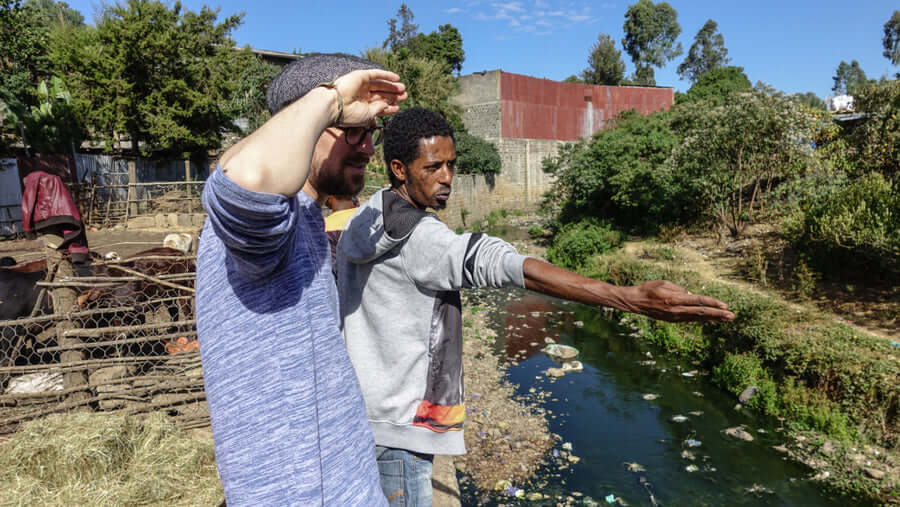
[499,72,674,141]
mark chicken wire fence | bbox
[0,253,205,434]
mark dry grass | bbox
[0,412,222,507]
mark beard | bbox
[315,155,368,197]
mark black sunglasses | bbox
[336,123,383,147]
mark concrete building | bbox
[439,70,673,227]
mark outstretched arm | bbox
[523,258,734,322]
[219,69,407,197]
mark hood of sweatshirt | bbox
[339,188,431,265]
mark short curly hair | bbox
[383,107,455,187]
[266,53,381,115]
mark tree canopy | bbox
[677,19,729,83]
[48,0,253,156]
[581,33,625,85]
[832,60,871,95]
[884,10,900,66]
[383,4,417,52]
[410,24,465,75]
[677,66,751,105]
[24,0,82,26]
[622,0,683,86]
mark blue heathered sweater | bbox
[197,168,385,506]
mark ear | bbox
[389,159,407,184]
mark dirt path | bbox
[632,230,898,341]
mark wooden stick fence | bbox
[0,253,205,433]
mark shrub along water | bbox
[581,251,899,450]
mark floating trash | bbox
[573,320,585,328]
[642,393,660,401]
[638,360,656,366]
[670,415,688,423]
[562,360,584,373]
[605,494,616,504]
[682,370,698,377]
[680,450,695,461]
[562,442,573,451]
[685,439,702,448]
[624,461,646,472]
[685,464,699,472]
[688,411,704,417]
[692,391,704,397]
[745,484,773,495]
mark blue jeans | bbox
[375,446,434,507]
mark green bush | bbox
[546,219,623,270]
[790,171,900,280]
[455,131,501,175]
[541,110,691,234]
[848,80,900,178]
[712,353,778,414]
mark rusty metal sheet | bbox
[499,72,673,140]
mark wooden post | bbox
[51,252,90,405]
[184,159,193,213]
[127,159,137,220]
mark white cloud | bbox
[444,7,463,14]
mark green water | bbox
[461,287,862,506]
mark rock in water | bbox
[724,426,755,442]
[542,344,579,361]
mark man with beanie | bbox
[336,107,735,506]
[196,53,406,506]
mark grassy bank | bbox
[577,246,899,502]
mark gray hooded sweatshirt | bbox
[336,189,527,455]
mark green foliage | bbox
[676,66,750,105]
[832,60,872,96]
[542,109,695,233]
[454,131,500,175]
[364,47,463,131]
[527,226,544,238]
[847,80,900,177]
[790,91,825,110]
[410,24,465,75]
[677,19,730,83]
[883,10,900,66]
[563,75,584,83]
[0,0,51,151]
[24,0,82,26]
[227,53,280,133]
[670,89,822,237]
[581,33,625,85]
[24,75,82,154]
[47,0,251,156]
[546,219,623,270]
[789,172,899,280]
[621,0,683,86]
[712,353,778,413]
[383,3,418,52]
[579,252,898,448]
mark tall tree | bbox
[48,0,250,156]
[24,0,82,26]
[832,60,870,95]
[884,10,900,66]
[409,24,465,75]
[622,0,682,86]
[677,19,729,83]
[383,4,418,52]
[791,91,825,110]
[581,33,625,85]
[677,65,751,105]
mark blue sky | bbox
[66,0,898,100]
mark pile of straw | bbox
[0,412,222,506]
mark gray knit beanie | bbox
[266,53,383,115]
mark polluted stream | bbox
[460,286,858,506]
